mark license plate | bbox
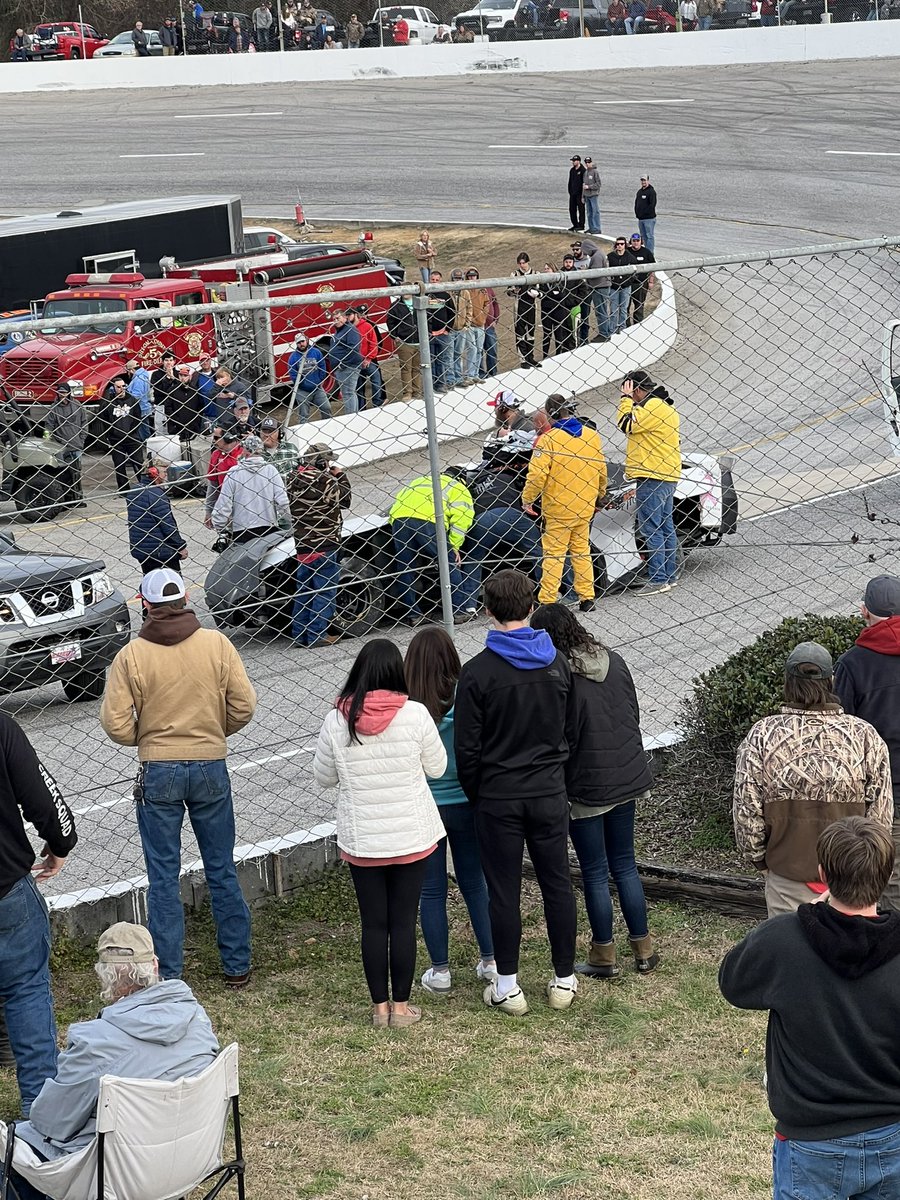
[50,641,81,665]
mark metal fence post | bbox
[413,292,455,637]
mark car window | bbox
[425,9,439,20]
[173,292,205,327]
[86,26,100,37]
[132,299,174,335]
[149,31,162,43]
[401,7,417,15]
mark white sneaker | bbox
[420,967,452,996]
[483,982,529,1016]
[476,961,498,984]
[547,977,578,1011]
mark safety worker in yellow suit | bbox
[521,393,607,612]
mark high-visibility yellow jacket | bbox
[389,474,475,551]
[616,392,681,482]
[521,423,607,522]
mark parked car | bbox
[712,0,753,25]
[0,314,33,358]
[243,226,298,251]
[0,530,130,701]
[11,22,108,60]
[186,10,252,53]
[364,5,442,41]
[452,0,572,37]
[93,29,165,57]
[780,0,866,19]
[297,8,347,42]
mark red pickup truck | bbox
[11,22,108,60]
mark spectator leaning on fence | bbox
[719,816,900,1200]
[733,640,894,918]
[100,568,257,988]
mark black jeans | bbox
[110,437,143,491]
[542,314,573,358]
[630,283,649,323]
[568,195,585,231]
[349,857,431,1004]
[475,793,577,977]
[514,304,536,363]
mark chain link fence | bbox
[0,236,899,905]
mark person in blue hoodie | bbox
[7,922,217,1200]
[454,568,579,1017]
[404,627,496,997]
[328,310,363,415]
[287,332,333,423]
[126,461,188,578]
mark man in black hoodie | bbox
[455,569,578,1017]
[567,155,586,233]
[720,817,900,1198]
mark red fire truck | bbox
[0,248,396,423]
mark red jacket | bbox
[393,17,409,42]
[207,445,243,489]
[355,317,379,364]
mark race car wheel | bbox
[334,555,386,639]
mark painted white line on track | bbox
[487,145,589,150]
[172,111,283,118]
[825,150,900,157]
[118,152,206,158]
[592,98,695,104]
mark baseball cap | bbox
[242,434,264,455]
[488,389,522,410]
[584,155,593,163]
[260,416,280,432]
[571,154,581,162]
[864,575,900,618]
[630,233,642,242]
[98,922,155,964]
[56,382,72,394]
[141,568,186,605]
[304,441,334,459]
[785,641,833,679]
[640,173,649,180]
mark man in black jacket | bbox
[720,817,900,1198]
[634,174,657,252]
[607,236,637,335]
[102,376,144,492]
[426,272,456,392]
[507,253,541,368]
[626,233,656,324]
[455,569,578,1016]
[835,574,900,911]
[386,296,420,402]
[567,155,586,233]
[0,715,77,1116]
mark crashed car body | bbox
[204,452,737,638]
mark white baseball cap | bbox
[141,568,186,605]
[488,389,523,411]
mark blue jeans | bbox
[450,329,467,386]
[0,875,57,1116]
[420,802,494,968]
[297,384,333,423]
[568,801,649,944]
[465,507,542,592]
[391,518,475,616]
[482,326,498,378]
[772,1123,900,1200]
[609,286,631,333]
[625,15,644,31]
[137,760,252,981]
[431,333,453,391]
[635,477,677,584]
[699,12,713,24]
[585,194,602,232]
[463,328,485,381]
[358,361,385,409]
[291,550,340,644]
[638,217,656,253]
[589,289,611,338]
[333,366,360,415]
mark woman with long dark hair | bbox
[531,604,658,977]
[404,628,496,996]
[313,638,447,1026]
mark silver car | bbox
[93,29,164,56]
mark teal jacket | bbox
[428,708,468,807]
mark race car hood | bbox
[204,531,295,625]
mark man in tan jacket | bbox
[100,568,257,988]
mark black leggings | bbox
[349,857,431,1004]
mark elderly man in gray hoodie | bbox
[6,923,218,1200]
[575,238,611,344]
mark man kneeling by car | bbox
[287,443,351,649]
[3,923,218,1200]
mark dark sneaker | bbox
[578,599,596,613]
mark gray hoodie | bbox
[583,165,602,198]
[45,397,88,452]
[17,980,218,1159]
[579,239,611,289]
[212,454,290,533]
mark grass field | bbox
[1,869,772,1200]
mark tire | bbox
[13,471,70,521]
[62,668,106,702]
[70,47,81,58]
[335,554,386,639]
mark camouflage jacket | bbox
[287,466,351,555]
[733,705,893,881]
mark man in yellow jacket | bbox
[616,370,681,595]
[389,472,478,624]
[522,394,607,611]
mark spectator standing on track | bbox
[126,461,188,576]
[415,230,437,283]
[539,262,572,357]
[455,569,579,1016]
[102,377,144,493]
[287,442,350,648]
[450,271,474,386]
[625,0,647,30]
[578,238,611,343]
[212,434,290,542]
[522,393,607,612]
[203,425,243,528]
[634,174,657,251]
[288,333,332,422]
[132,20,151,54]
[346,11,365,44]
[160,17,178,53]
[607,236,636,335]
[627,233,656,323]
[386,296,421,401]
[427,271,456,392]
[530,605,658,977]
[606,0,627,29]
[508,253,541,369]
[259,416,300,479]
[313,640,446,1027]
[329,310,363,414]
[45,382,88,507]
[252,0,273,48]
[389,472,478,624]
[733,641,893,918]
[0,716,75,1118]
[405,628,497,997]
[100,568,256,988]
[834,575,900,911]
[567,155,586,233]
[719,817,900,1200]
[349,307,385,409]
[581,156,602,234]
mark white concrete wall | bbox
[2,21,898,94]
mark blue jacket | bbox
[128,368,153,418]
[628,0,646,14]
[126,479,187,564]
[288,345,327,391]
[328,323,363,370]
[427,708,468,806]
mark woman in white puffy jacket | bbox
[313,638,447,1027]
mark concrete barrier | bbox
[2,22,898,94]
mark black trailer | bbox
[0,196,244,311]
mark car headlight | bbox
[0,597,19,624]
[87,572,115,604]
[66,379,84,398]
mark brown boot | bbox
[629,934,659,974]
[575,940,620,979]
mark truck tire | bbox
[62,668,106,702]
[70,47,81,58]
[14,472,70,521]
[334,554,385,639]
